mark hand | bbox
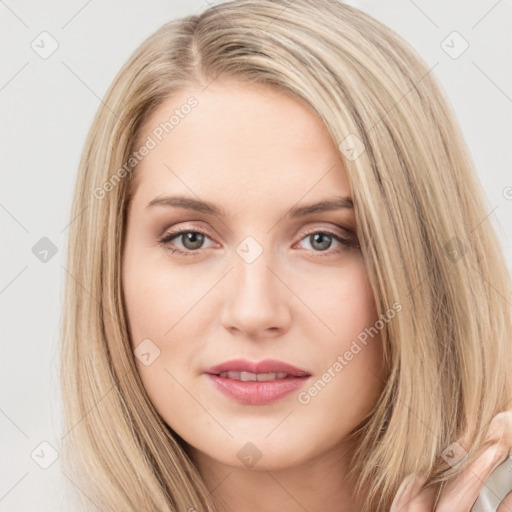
[390,411,512,511]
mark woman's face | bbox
[122,80,385,473]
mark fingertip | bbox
[390,473,428,511]
[484,411,512,446]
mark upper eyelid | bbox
[160,223,352,240]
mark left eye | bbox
[296,232,350,253]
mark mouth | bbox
[205,358,311,378]
[214,371,304,381]
[204,359,312,405]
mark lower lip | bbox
[206,374,310,405]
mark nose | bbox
[220,249,292,338]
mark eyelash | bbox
[157,226,359,258]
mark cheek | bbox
[122,251,215,405]
[122,252,203,346]
[122,254,203,417]
[297,259,384,417]
[304,256,378,338]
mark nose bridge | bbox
[220,237,290,335]
[235,248,274,301]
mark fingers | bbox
[390,412,512,512]
[435,412,512,512]
[434,438,510,511]
[482,411,512,449]
[390,474,436,511]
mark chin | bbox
[212,435,313,471]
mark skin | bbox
[391,411,512,511]
[121,80,512,511]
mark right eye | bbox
[158,229,217,256]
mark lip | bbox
[204,358,312,405]
[205,358,311,377]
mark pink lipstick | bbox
[204,358,311,405]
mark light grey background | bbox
[1,0,511,510]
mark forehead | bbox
[131,80,351,207]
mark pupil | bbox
[311,233,332,251]
[183,232,204,250]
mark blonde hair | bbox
[60,0,512,510]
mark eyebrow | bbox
[145,195,353,218]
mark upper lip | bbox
[205,358,311,377]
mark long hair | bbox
[59,1,512,510]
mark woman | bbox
[60,0,512,510]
